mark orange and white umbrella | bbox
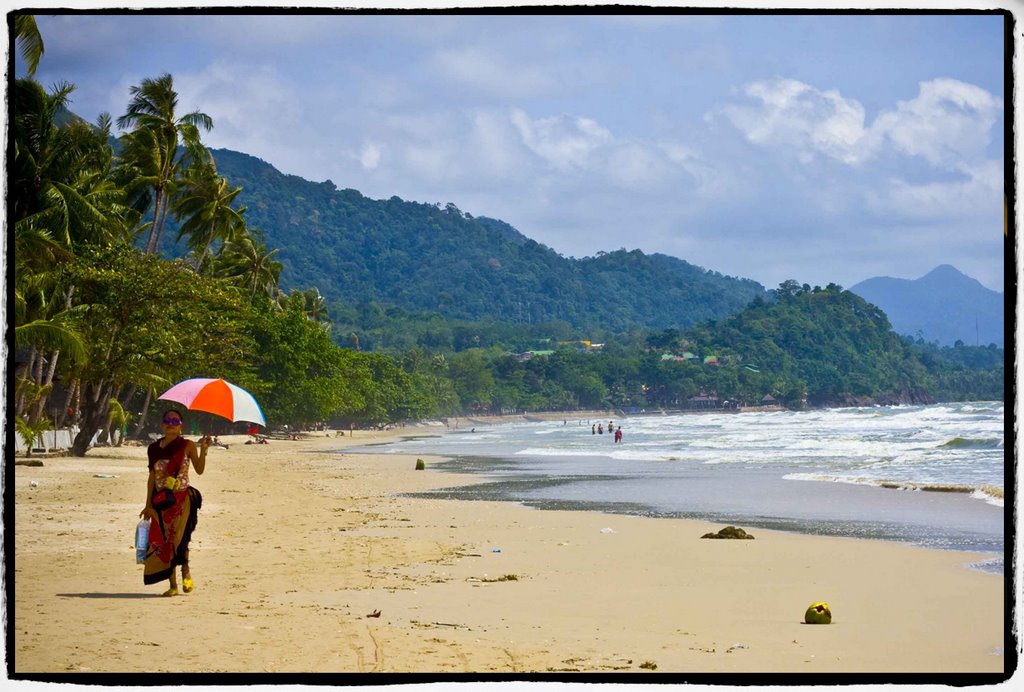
[158,378,266,426]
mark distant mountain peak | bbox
[850,265,1003,347]
[921,264,968,280]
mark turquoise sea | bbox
[351,402,1007,573]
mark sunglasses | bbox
[162,418,183,426]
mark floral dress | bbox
[143,436,201,585]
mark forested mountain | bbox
[207,148,765,332]
[443,282,1002,414]
[681,282,935,407]
[849,265,1004,347]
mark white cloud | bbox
[511,109,613,170]
[872,78,1001,170]
[359,142,384,170]
[722,78,870,165]
[721,76,1001,172]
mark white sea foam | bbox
[365,403,1004,557]
[783,472,1005,507]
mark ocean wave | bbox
[783,473,1004,506]
[939,437,1003,449]
[973,485,1005,507]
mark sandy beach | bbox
[10,426,1007,678]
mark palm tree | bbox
[12,78,76,229]
[13,268,86,421]
[213,232,283,299]
[12,78,129,426]
[280,287,331,325]
[16,416,53,457]
[115,73,213,254]
[172,158,247,271]
[14,14,44,76]
[107,399,133,446]
[13,79,136,248]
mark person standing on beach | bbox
[140,409,209,596]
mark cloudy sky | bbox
[16,5,1008,291]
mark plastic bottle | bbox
[135,519,150,564]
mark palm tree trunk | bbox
[151,187,175,254]
[132,386,153,438]
[71,378,114,456]
[144,189,159,253]
[30,347,60,422]
[15,348,41,417]
[55,377,79,428]
[103,384,126,445]
[146,187,165,254]
[50,286,80,427]
[195,218,217,272]
[15,349,34,417]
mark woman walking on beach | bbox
[140,409,209,596]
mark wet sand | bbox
[11,428,1007,677]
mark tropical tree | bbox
[212,232,283,300]
[16,416,53,457]
[12,77,137,426]
[172,157,247,271]
[11,79,132,244]
[61,244,254,455]
[14,14,44,76]
[280,287,330,324]
[250,301,361,425]
[115,73,213,254]
[107,399,133,446]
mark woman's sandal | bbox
[162,587,178,597]
[182,577,194,593]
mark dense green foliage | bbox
[207,148,766,332]
[10,68,455,455]
[414,283,1003,414]
[905,341,1005,403]
[680,282,933,407]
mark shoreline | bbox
[12,430,1007,675]
[353,416,1005,565]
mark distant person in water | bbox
[592,424,596,435]
[598,424,604,434]
[614,426,623,443]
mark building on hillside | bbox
[688,393,719,409]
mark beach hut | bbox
[688,394,720,410]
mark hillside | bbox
[208,148,765,332]
[457,282,1002,414]
[849,265,1003,347]
[684,283,937,407]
